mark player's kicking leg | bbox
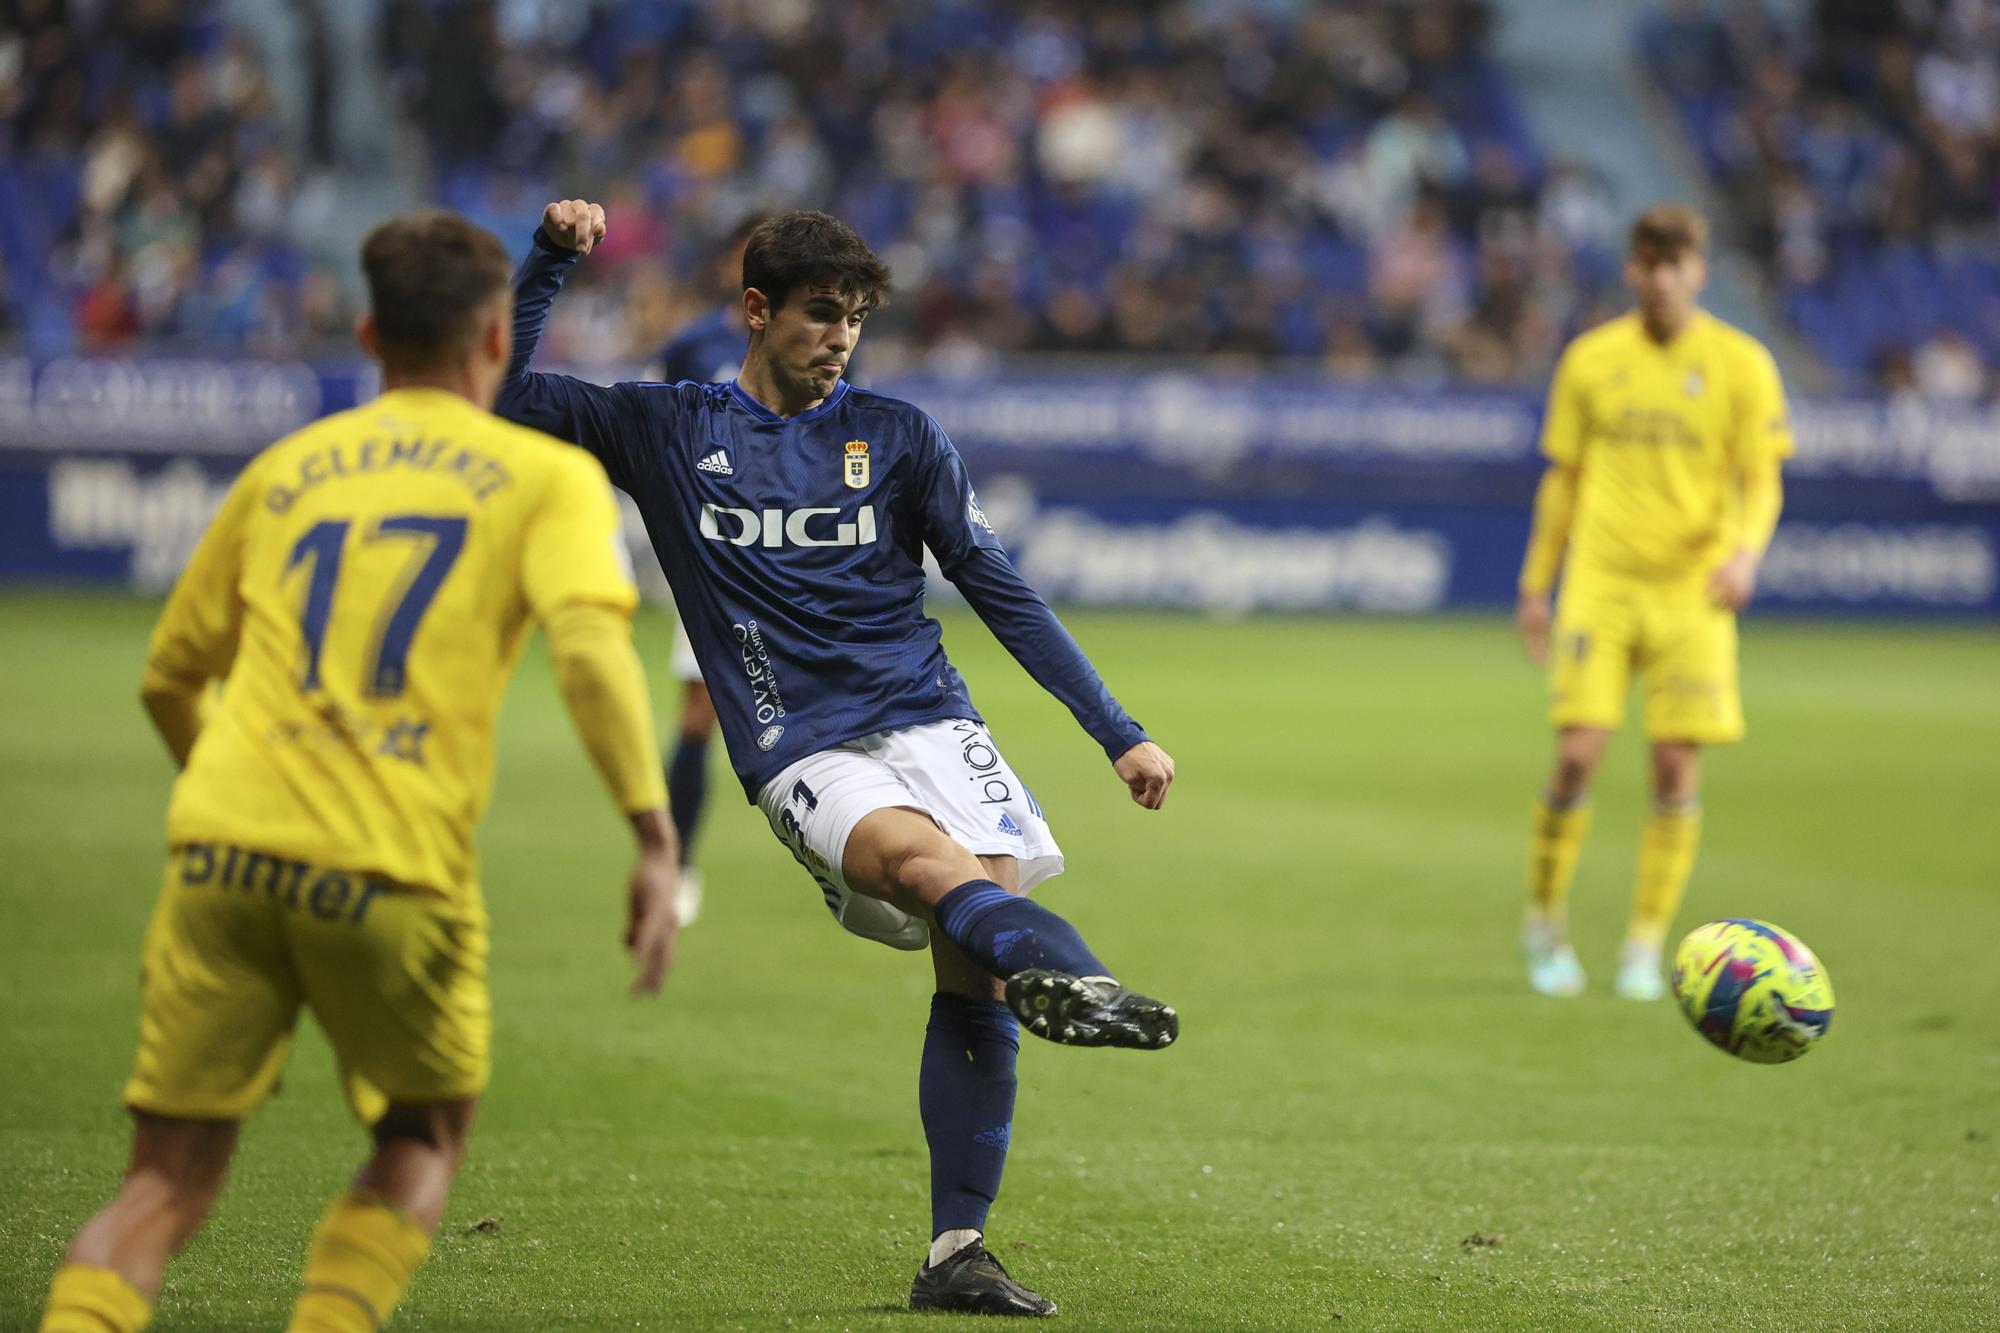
[40,1113,238,1332]
[1523,725,1612,996]
[1614,740,1702,1002]
[286,1098,475,1332]
[759,733,1173,1317]
[909,856,1057,1317]
[844,807,1179,1050]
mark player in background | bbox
[639,213,768,928]
[499,200,1179,1319]
[38,211,678,1333]
[1516,204,1791,1001]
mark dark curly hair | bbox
[742,210,892,313]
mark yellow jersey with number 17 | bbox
[1542,310,1793,586]
[144,386,637,901]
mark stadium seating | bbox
[403,0,1612,382]
[0,0,336,356]
[1640,0,1998,395]
[5,0,1624,387]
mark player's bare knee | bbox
[1549,754,1599,801]
[98,1162,225,1253]
[846,810,979,915]
[882,847,955,915]
[893,843,985,914]
[128,1111,237,1194]
[1651,743,1701,805]
[1551,728,1610,800]
[372,1099,476,1160]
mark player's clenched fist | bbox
[542,198,607,255]
[1114,740,1176,810]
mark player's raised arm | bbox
[523,452,680,993]
[495,198,657,493]
[138,465,261,766]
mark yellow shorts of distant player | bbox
[1547,574,1745,744]
[124,843,491,1125]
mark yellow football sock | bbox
[1527,799,1593,921]
[40,1263,153,1333]
[286,1190,432,1333]
[1629,802,1702,950]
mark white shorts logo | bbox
[755,720,1066,954]
[758,724,785,751]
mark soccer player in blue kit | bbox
[499,199,1179,1318]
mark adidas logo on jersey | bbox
[696,448,733,476]
[997,811,1022,837]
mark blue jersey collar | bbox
[727,378,850,424]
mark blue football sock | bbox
[932,879,1110,980]
[921,992,1020,1236]
[665,735,709,866]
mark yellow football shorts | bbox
[124,843,491,1125]
[1548,575,1745,744]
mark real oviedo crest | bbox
[843,440,869,489]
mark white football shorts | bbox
[756,718,1064,950]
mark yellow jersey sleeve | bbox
[1731,337,1794,467]
[143,460,262,695]
[1539,342,1588,467]
[545,600,668,814]
[520,451,639,619]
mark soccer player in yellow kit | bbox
[38,212,678,1333]
[1516,204,1791,1001]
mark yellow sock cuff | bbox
[287,1191,432,1333]
[41,1264,153,1333]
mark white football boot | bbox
[1613,938,1667,1001]
[675,868,704,928]
[1521,916,1586,997]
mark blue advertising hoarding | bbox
[2,356,1996,615]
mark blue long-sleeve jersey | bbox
[497,230,1147,799]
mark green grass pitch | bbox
[1,590,1995,1330]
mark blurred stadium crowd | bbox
[0,0,348,354]
[1,0,1993,397]
[402,0,1623,384]
[1644,0,1999,395]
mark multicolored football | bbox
[1671,919,1835,1064]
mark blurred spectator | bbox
[417,0,1610,383]
[1913,329,1987,401]
[1,0,349,356]
[1643,0,1998,395]
[5,0,1625,383]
